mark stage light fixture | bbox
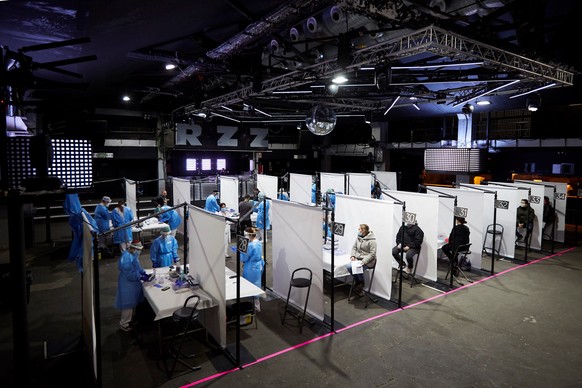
[332,73,348,84]
[462,103,474,114]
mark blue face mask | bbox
[357,232,363,237]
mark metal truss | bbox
[189,25,574,115]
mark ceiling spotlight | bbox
[332,73,348,84]
[325,82,339,95]
[527,102,539,112]
[412,103,420,111]
[165,63,176,70]
[462,103,474,114]
[122,95,131,102]
[476,100,491,106]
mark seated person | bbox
[344,224,377,293]
[441,217,471,276]
[542,196,555,238]
[516,198,535,243]
[392,221,424,274]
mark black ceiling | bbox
[1,0,581,124]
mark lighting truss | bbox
[185,25,573,116]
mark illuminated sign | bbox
[175,123,268,148]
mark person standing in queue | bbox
[150,226,180,268]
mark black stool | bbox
[483,224,503,257]
[445,243,473,287]
[348,265,377,308]
[282,267,312,333]
[167,295,202,379]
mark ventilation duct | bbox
[322,6,345,34]
[428,0,509,17]
[305,17,320,36]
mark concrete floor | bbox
[1,219,581,387]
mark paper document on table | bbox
[351,261,364,274]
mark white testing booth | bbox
[373,171,398,191]
[490,181,544,250]
[461,184,520,259]
[333,193,398,301]
[125,178,137,218]
[383,190,440,282]
[172,177,192,235]
[428,186,485,271]
[346,173,372,197]
[289,173,313,204]
[320,172,345,195]
[219,176,240,212]
[272,200,325,322]
[516,180,567,243]
[256,174,278,200]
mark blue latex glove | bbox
[174,257,180,264]
[140,273,153,282]
[230,246,236,253]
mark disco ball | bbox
[305,105,337,136]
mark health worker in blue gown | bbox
[94,196,112,254]
[156,204,182,236]
[255,192,271,241]
[205,190,221,213]
[150,226,180,268]
[112,200,134,253]
[115,241,151,332]
[240,227,264,311]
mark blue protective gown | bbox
[115,250,145,310]
[205,194,221,213]
[255,200,271,230]
[240,239,264,288]
[311,183,317,204]
[94,203,111,234]
[63,194,98,272]
[150,235,179,268]
[112,206,134,244]
[277,192,289,201]
[158,205,182,231]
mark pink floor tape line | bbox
[181,247,576,387]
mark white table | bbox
[142,268,215,321]
[224,267,266,301]
[132,219,170,243]
[322,249,351,278]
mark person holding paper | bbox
[344,224,377,293]
[392,221,424,274]
[240,227,264,312]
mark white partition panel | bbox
[429,187,485,270]
[272,200,324,321]
[188,205,226,347]
[219,176,239,211]
[374,171,397,191]
[125,179,137,219]
[81,214,98,380]
[320,172,345,194]
[173,178,191,235]
[517,181,567,243]
[384,191,439,282]
[256,174,278,200]
[334,194,396,301]
[347,173,371,197]
[289,173,312,204]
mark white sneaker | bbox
[404,267,412,275]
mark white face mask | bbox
[520,203,527,208]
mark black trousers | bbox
[392,246,418,268]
